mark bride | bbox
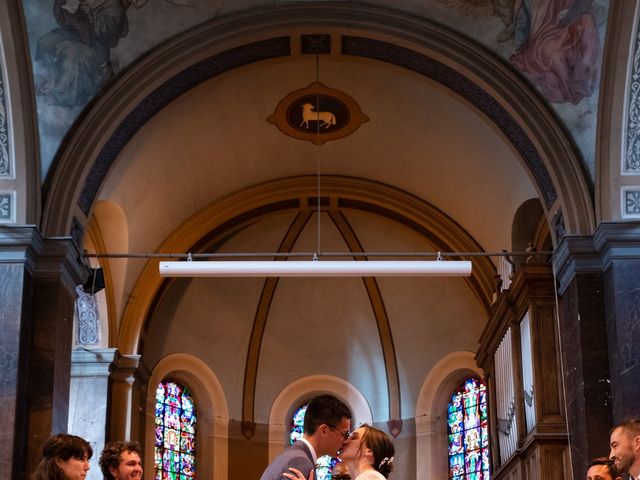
[284,424,395,480]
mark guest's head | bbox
[340,424,395,478]
[98,441,143,480]
[302,394,352,458]
[32,434,92,480]
[587,457,622,480]
[610,419,640,476]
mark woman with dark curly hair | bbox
[32,434,92,480]
[284,424,395,480]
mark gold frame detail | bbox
[267,82,369,144]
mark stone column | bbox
[108,352,141,442]
[594,223,640,422]
[0,235,31,480]
[0,226,88,480]
[68,347,117,480]
[553,222,640,478]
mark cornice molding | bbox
[553,222,640,293]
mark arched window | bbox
[447,378,490,479]
[290,403,338,480]
[155,381,197,480]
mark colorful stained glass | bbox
[447,378,490,479]
[155,381,197,479]
[290,404,338,480]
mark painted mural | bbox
[433,0,606,177]
[22,0,608,182]
[435,0,601,104]
[25,0,214,176]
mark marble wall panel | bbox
[604,258,640,422]
[559,272,613,479]
[0,263,26,478]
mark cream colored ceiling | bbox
[98,52,536,272]
[94,36,539,423]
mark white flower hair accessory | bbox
[379,456,394,469]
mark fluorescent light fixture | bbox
[159,260,472,277]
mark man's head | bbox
[98,441,143,480]
[609,419,640,476]
[587,457,622,480]
[303,394,352,458]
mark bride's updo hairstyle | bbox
[358,424,395,478]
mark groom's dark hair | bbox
[303,394,351,435]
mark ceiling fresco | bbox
[21,0,608,182]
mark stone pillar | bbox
[0,239,31,479]
[68,347,117,480]
[0,226,88,480]
[108,352,141,442]
[595,224,640,422]
[553,222,640,478]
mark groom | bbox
[260,394,352,480]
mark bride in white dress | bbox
[284,424,395,480]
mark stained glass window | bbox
[155,381,197,480]
[447,378,490,480]
[290,404,338,480]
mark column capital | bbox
[553,222,640,293]
[71,347,117,377]
[110,351,141,385]
[0,225,88,285]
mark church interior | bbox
[1,1,639,479]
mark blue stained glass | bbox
[162,471,176,480]
[449,392,463,413]
[447,378,490,479]
[464,427,481,450]
[464,405,480,430]
[182,394,194,410]
[155,426,164,446]
[449,433,463,455]
[163,449,180,472]
[155,381,197,479]
[290,404,337,480]
[481,426,489,447]
[180,432,195,452]
[450,453,465,476]
[449,409,463,433]
[164,429,180,450]
[181,453,195,476]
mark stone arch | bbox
[86,200,130,346]
[511,198,551,270]
[267,374,372,462]
[146,353,229,480]
[41,3,593,240]
[117,175,496,357]
[415,351,483,479]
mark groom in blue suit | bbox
[260,394,352,480]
